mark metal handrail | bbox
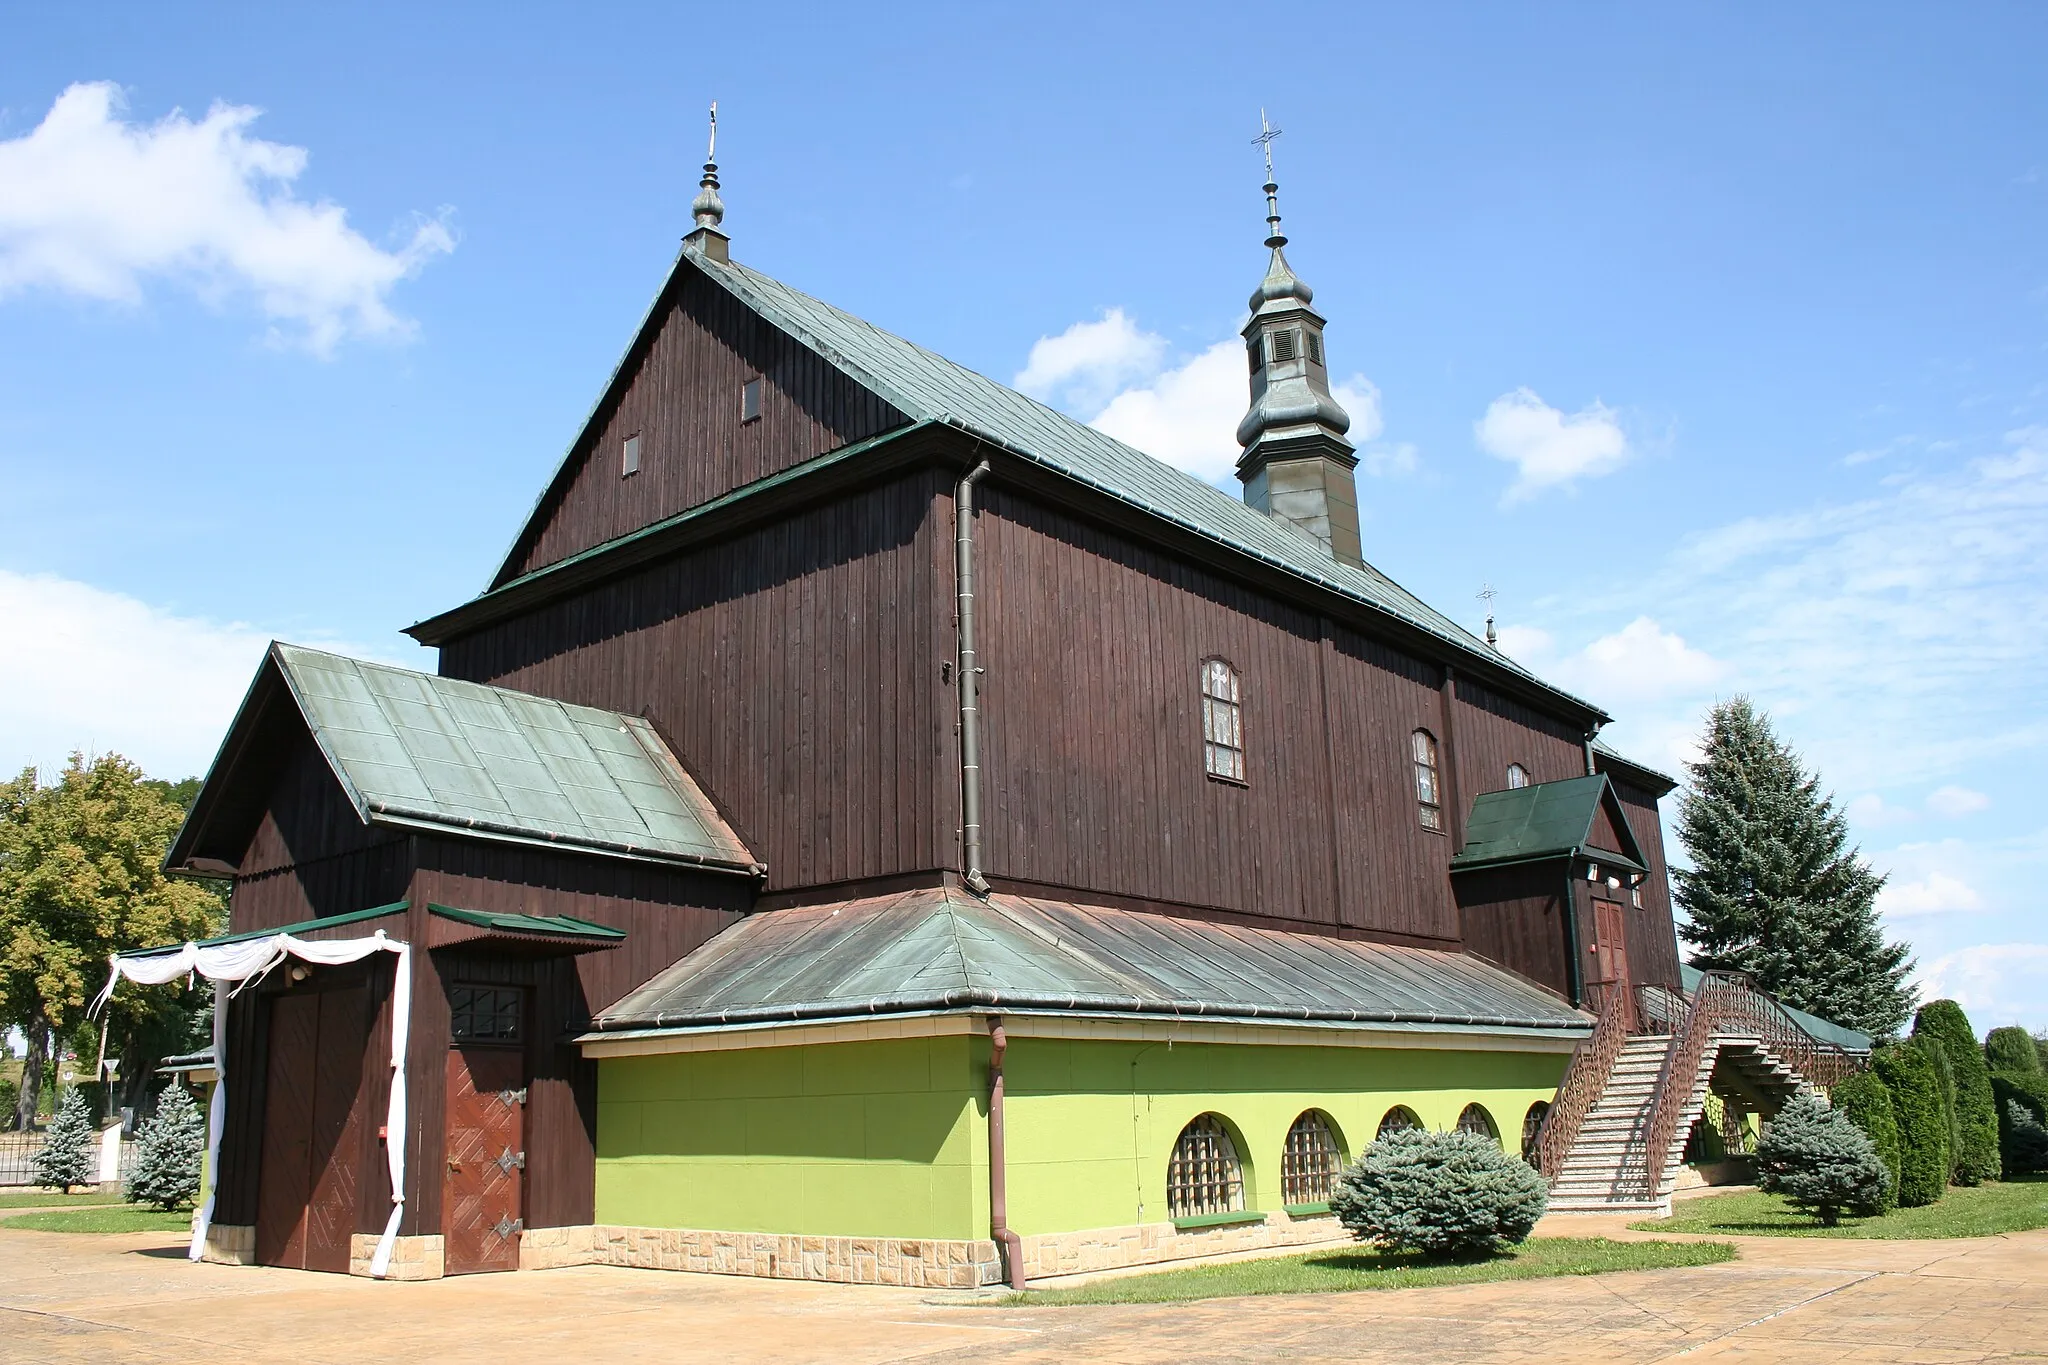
[1531,989,1632,1179]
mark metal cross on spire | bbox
[1477,583,1500,648]
[706,100,718,161]
[1253,109,1287,249]
[691,99,726,232]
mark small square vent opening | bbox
[621,433,641,476]
[741,378,762,422]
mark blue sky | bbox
[2,3,2043,1027]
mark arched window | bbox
[1457,1103,1500,1146]
[1411,730,1443,830]
[1281,1110,1344,1206]
[1375,1105,1423,1140]
[1166,1114,1245,1219]
[1201,658,1246,784]
[1506,763,1530,789]
[1521,1101,1550,1167]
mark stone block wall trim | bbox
[348,1233,445,1281]
[199,1223,255,1267]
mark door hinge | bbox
[496,1147,526,1175]
[497,1087,528,1107]
[492,1215,523,1240]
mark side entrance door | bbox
[255,982,369,1272]
[442,984,527,1275]
[1588,898,1632,1019]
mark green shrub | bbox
[124,1083,206,1212]
[2037,1033,2048,1072]
[1330,1127,1550,1258]
[2000,1100,2048,1176]
[1755,1093,1891,1225]
[1985,1026,2043,1076]
[1831,1071,1901,1210]
[1913,1001,2000,1184]
[1911,1032,1962,1173]
[0,1077,16,1125]
[1872,1043,1948,1207]
[29,1089,97,1193]
[1992,1071,2048,1174]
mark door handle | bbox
[447,1159,461,1171]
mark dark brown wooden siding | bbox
[1451,677,1588,797]
[442,472,949,894]
[1454,862,1574,1001]
[503,267,906,583]
[1610,776,1683,989]
[229,732,411,932]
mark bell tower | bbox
[1234,115,1362,567]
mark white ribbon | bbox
[96,930,413,1277]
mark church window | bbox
[450,985,523,1043]
[741,378,762,422]
[1201,658,1246,784]
[1506,762,1530,789]
[1167,1114,1245,1219]
[1305,328,1323,365]
[621,433,641,477]
[1282,1110,1344,1206]
[1521,1101,1550,1167]
[1412,729,1443,831]
[1376,1105,1423,1139]
[1457,1103,1500,1146]
[1270,327,1299,363]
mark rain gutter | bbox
[955,458,993,896]
[987,1016,1026,1289]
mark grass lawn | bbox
[996,1237,1737,1306]
[0,1189,126,1209]
[1634,1176,2048,1240]
[1,1205,193,1234]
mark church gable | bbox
[498,259,908,585]
[1584,785,1645,866]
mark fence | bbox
[0,1128,143,1187]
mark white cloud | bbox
[1088,340,1252,485]
[1476,387,1631,502]
[1918,943,2048,1030]
[0,81,453,353]
[1877,871,1985,918]
[1571,617,1726,702]
[1926,785,1991,819]
[1014,308,1169,412]
[0,570,425,781]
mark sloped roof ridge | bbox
[689,251,1600,715]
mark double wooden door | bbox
[1588,898,1633,1021]
[255,984,370,1272]
[443,1045,527,1274]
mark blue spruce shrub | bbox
[126,1083,208,1212]
[1330,1127,1549,1258]
[1998,1099,2048,1176]
[1755,1093,1890,1226]
[29,1089,98,1193]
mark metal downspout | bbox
[988,1017,1027,1290]
[1563,862,1586,1008]
[956,459,993,896]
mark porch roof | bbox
[590,887,1591,1039]
[1451,773,1649,874]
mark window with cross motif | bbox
[450,985,523,1043]
[1201,658,1246,784]
[1412,729,1443,830]
[1281,1110,1344,1206]
[1166,1114,1245,1219]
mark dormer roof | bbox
[1451,773,1650,875]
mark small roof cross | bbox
[1252,109,1283,180]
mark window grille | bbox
[1412,730,1443,830]
[450,985,522,1043]
[1270,328,1298,363]
[1281,1111,1342,1206]
[1506,762,1530,789]
[1520,1101,1550,1166]
[1305,329,1323,365]
[1375,1106,1422,1140]
[1166,1114,1245,1218]
[1201,658,1246,783]
[741,378,762,422]
[621,433,641,477]
[1457,1103,1499,1146]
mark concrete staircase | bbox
[1547,1033,1808,1217]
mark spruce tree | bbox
[1674,697,1915,1036]
[125,1083,207,1211]
[1913,1001,2000,1184]
[29,1088,97,1193]
[1755,1093,1890,1225]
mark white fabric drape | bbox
[95,931,412,1277]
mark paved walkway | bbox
[2,1214,2041,1365]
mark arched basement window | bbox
[1281,1110,1344,1206]
[1521,1101,1551,1167]
[1201,658,1247,784]
[1457,1103,1500,1146]
[1375,1105,1423,1140]
[1167,1113,1245,1219]
[1506,762,1530,789]
[1412,730,1443,830]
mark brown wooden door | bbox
[255,984,368,1273]
[1588,899,1632,1019]
[443,1045,526,1274]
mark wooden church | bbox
[128,129,1856,1287]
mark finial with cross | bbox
[1477,583,1499,648]
[1253,109,1283,180]
[706,100,718,162]
[1253,109,1286,248]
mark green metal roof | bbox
[592,887,1591,1036]
[127,900,409,956]
[171,643,759,875]
[467,245,1604,722]
[1452,774,1648,873]
[1679,965,1873,1053]
[1592,738,1680,795]
[427,902,625,942]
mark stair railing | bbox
[1531,988,1633,1180]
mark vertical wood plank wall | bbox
[442,473,947,894]
[1608,775,1682,989]
[502,268,906,583]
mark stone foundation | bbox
[199,1223,254,1266]
[348,1233,444,1280]
[1020,1206,1343,1280]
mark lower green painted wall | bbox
[593,1031,1568,1241]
